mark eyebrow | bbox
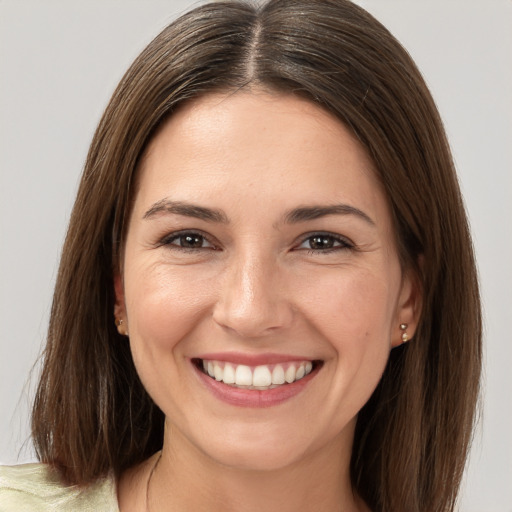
[283,204,375,226]
[143,199,229,223]
[143,199,374,227]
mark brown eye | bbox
[297,233,353,252]
[179,234,205,248]
[308,235,336,250]
[162,231,215,250]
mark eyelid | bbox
[156,229,353,252]
[158,229,218,250]
[295,231,355,250]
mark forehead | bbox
[134,90,389,223]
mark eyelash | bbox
[159,230,218,252]
[158,230,354,254]
[296,232,354,254]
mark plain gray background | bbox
[1,1,511,510]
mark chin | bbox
[204,438,309,472]
[185,416,350,474]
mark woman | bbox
[0,1,481,511]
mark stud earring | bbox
[400,323,409,343]
[115,318,128,336]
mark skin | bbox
[115,90,421,512]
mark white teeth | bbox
[223,363,235,384]
[271,364,285,385]
[235,365,253,386]
[253,366,272,387]
[213,363,223,381]
[200,360,315,388]
[284,365,296,384]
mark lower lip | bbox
[193,361,320,408]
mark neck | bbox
[143,422,366,512]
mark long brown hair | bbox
[32,1,482,511]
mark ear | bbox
[391,266,423,348]
[114,272,128,336]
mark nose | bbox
[212,251,294,338]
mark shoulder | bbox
[0,463,119,512]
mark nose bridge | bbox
[213,244,291,337]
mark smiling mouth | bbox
[193,358,322,390]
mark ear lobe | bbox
[391,268,423,348]
[113,273,128,335]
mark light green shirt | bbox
[0,463,119,511]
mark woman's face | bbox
[116,91,418,471]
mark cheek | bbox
[325,278,395,409]
[298,265,398,396]
[122,264,220,417]
[124,265,213,370]
[299,266,398,346]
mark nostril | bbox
[212,268,294,337]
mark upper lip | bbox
[194,352,316,366]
